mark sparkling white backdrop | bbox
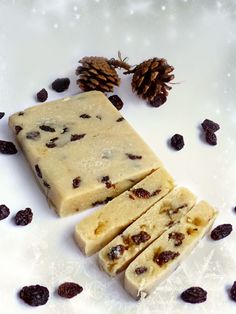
[0,1,236,313]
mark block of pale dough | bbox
[124,201,218,300]
[98,187,197,276]
[8,91,162,217]
[75,168,174,256]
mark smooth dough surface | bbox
[9,91,161,216]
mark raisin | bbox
[0,140,17,154]
[51,78,70,92]
[107,245,125,260]
[201,119,220,133]
[168,232,185,246]
[0,112,5,119]
[96,115,102,120]
[80,114,91,119]
[131,231,151,245]
[126,153,142,160]
[26,131,40,140]
[92,197,113,206]
[14,125,23,135]
[131,188,151,199]
[19,285,49,306]
[230,281,236,302]
[34,164,42,178]
[39,125,55,132]
[149,94,167,107]
[154,250,179,266]
[170,134,184,151]
[0,204,10,220]
[46,137,58,148]
[70,133,86,141]
[135,266,148,275]
[72,177,81,189]
[61,127,69,134]
[101,176,113,189]
[210,224,232,240]
[57,282,83,299]
[15,208,33,226]
[205,130,217,145]
[18,111,24,116]
[180,287,207,304]
[108,95,124,110]
[36,88,48,102]
[43,181,50,189]
[151,189,161,196]
[116,117,124,122]
[101,176,110,182]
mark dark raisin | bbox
[149,94,167,107]
[205,130,217,145]
[0,204,10,220]
[210,224,232,240]
[61,127,69,134]
[170,134,184,151]
[36,88,48,102]
[131,188,151,199]
[107,245,125,260]
[18,111,24,116]
[131,231,151,245]
[34,164,42,178]
[51,78,70,92]
[101,176,110,182]
[201,119,220,133]
[70,134,86,141]
[234,206,236,213]
[154,250,179,266]
[26,131,40,140]
[0,140,17,154]
[73,177,81,189]
[46,137,58,148]
[43,181,50,189]
[168,232,185,246]
[92,197,113,206]
[80,114,91,119]
[0,112,5,119]
[46,142,56,148]
[135,266,148,275]
[108,95,124,110]
[39,125,55,132]
[116,117,124,122]
[126,153,142,160]
[151,189,161,196]
[15,208,33,226]
[15,125,23,135]
[230,281,236,302]
[180,287,207,304]
[19,285,49,306]
[57,282,83,299]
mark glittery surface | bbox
[0,1,236,313]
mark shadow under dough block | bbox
[75,168,175,256]
[124,201,218,300]
[98,187,197,277]
[8,91,162,217]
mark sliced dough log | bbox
[75,168,175,256]
[98,187,197,276]
[124,201,218,300]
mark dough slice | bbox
[98,187,197,276]
[75,168,174,256]
[124,201,218,300]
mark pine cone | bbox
[126,58,175,107]
[76,57,120,93]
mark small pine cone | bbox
[76,57,120,93]
[128,58,175,106]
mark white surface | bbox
[0,1,236,313]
